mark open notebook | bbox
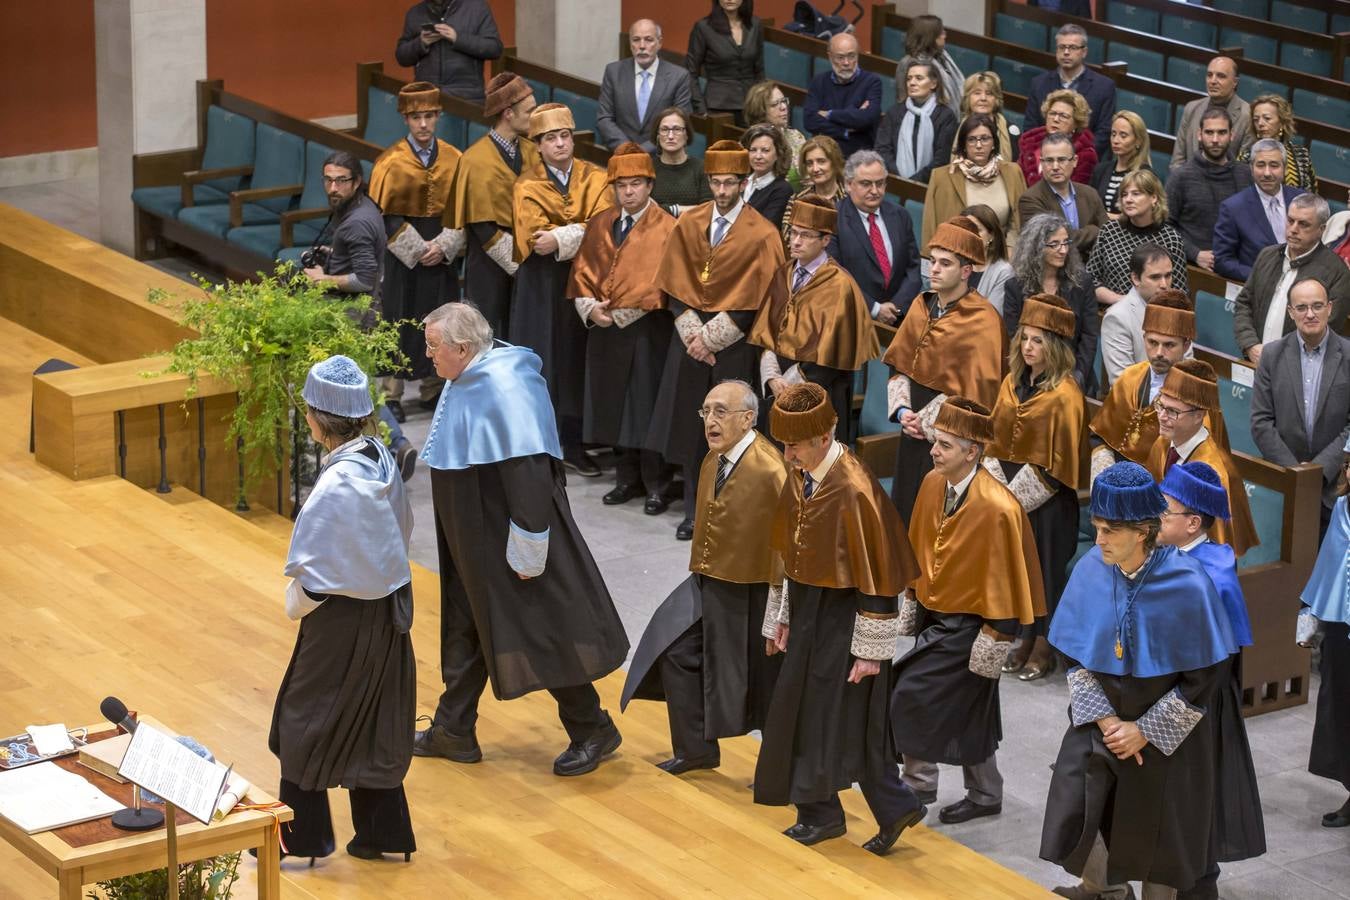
[0,761,124,833]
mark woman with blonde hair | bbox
[922,113,1026,252]
[953,71,1018,163]
[743,80,807,188]
[1088,110,1152,218]
[1237,93,1317,191]
[781,135,845,240]
[1018,89,1097,186]
[1087,169,1188,305]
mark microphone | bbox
[101,696,138,735]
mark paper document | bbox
[25,724,74,756]
[117,724,231,825]
[0,761,124,833]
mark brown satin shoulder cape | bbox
[368,138,462,218]
[1091,361,1229,463]
[748,259,881,371]
[512,159,614,262]
[566,203,676,310]
[770,447,919,597]
[1145,435,1259,557]
[443,133,540,229]
[881,290,1006,408]
[690,432,790,585]
[655,202,785,312]
[909,467,1046,624]
[987,374,1089,490]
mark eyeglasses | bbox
[1153,399,1200,420]
[1056,43,1086,52]
[658,125,687,135]
[966,134,994,145]
[1041,156,1074,167]
[770,97,790,108]
[1291,301,1329,316]
[1046,110,1073,121]
[1159,508,1197,520]
[321,175,355,186]
[425,340,442,355]
[1044,239,1072,250]
[697,405,751,421]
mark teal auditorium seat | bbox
[946,45,988,79]
[1293,90,1350,129]
[1271,0,1327,31]
[1107,2,1160,33]
[1161,15,1216,49]
[552,89,597,133]
[1109,43,1164,81]
[1194,291,1241,358]
[226,140,334,260]
[904,200,924,242]
[991,57,1038,99]
[1310,142,1350,185]
[880,27,905,61]
[877,74,897,107]
[1165,58,1208,91]
[178,124,304,238]
[1218,377,1258,458]
[524,78,550,104]
[1213,0,1268,17]
[436,114,467,148]
[467,121,489,145]
[363,87,406,148]
[791,104,805,133]
[1241,75,1289,101]
[1086,35,1107,65]
[689,130,707,158]
[1151,149,1171,182]
[1117,89,1171,134]
[993,14,1048,51]
[1280,44,1332,77]
[132,106,255,219]
[1336,12,1350,32]
[1218,28,1277,65]
[765,43,812,88]
[1004,109,1023,134]
[858,359,901,438]
[1239,483,1282,569]
[811,55,832,80]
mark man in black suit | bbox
[827,150,922,325]
[1022,23,1115,156]
[596,19,694,153]
[1251,278,1350,535]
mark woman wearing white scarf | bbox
[876,58,957,184]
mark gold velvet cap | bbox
[933,397,995,445]
[770,383,837,443]
[1142,289,1197,340]
[1019,292,1077,339]
[398,81,442,115]
[607,141,655,181]
[529,102,575,139]
[788,196,837,235]
[483,72,533,117]
[704,139,751,176]
[925,216,987,266]
[1160,359,1219,411]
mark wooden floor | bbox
[0,316,1049,899]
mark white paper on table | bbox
[213,771,251,821]
[25,723,74,756]
[117,723,231,825]
[0,762,123,833]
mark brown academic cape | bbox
[882,289,1006,407]
[748,259,880,371]
[1091,361,1228,463]
[655,202,785,312]
[443,133,540,234]
[368,138,461,218]
[691,432,789,585]
[987,374,1090,491]
[1146,435,1260,558]
[566,203,675,310]
[511,160,613,263]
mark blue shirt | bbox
[1055,182,1080,230]
[1300,330,1329,438]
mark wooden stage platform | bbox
[0,315,1049,898]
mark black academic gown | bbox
[890,380,940,522]
[1207,654,1266,862]
[464,141,524,337]
[1311,619,1350,791]
[583,305,674,448]
[429,454,629,699]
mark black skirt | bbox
[269,588,416,792]
[891,609,1001,765]
[509,255,586,420]
[1028,480,1080,628]
[1311,620,1350,791]
[381,214,460,381]
[583,310,674,448]
[1208,654,1266,862]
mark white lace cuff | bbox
[574,296,601,326]
[506,520,549,578]
[851,612,900,661]
[433,226,466,261]
[485,232,519,276]
[701,312,745,353]
[760,349,783,393]
[968,630,1011,679]
[611,308,646,328]
[1137,687,1205,756]
[551,223,586,262]
[1068,667,1116,726]
[897,592,921,635]
[1090,445,1117,485]
[916,393,948,442]
[887,374,912,421]
[762,583,784,639]
[981,455,1008,484]
[1296,609,1320,646]
[674,310,702,347]
[1008,465,1056,513]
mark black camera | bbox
[300,246,330,269]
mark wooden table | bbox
[0,718,292,899]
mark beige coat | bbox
[920,160,1027,252]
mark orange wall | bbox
[0,0,97,157]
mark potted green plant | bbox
[90,851,241,899]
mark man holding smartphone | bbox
[395,0,503,104]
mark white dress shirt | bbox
[708,199,744,245]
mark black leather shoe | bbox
[603,483,643,505]
[249,847,318,867]
[656,755,719,775]
[783,820,846,845]
[553,714,622,776]
[1323,799,1350,827]
[675,518,694,540]
[908,788,937,805]
[412,722,482,763]
[394,441,417,483]
[564,451,602,477]
[417,394,441,412]
[862,805,926,855]
[386,400,406,423]
[938,798,1001,824]
[644,492,669,515]
[346,840,412,862]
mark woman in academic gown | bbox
[269,355,417,862]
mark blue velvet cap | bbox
[1090,461,1166,521]
[1161,461,1230,521]
[302,355,374,418]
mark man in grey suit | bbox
[1252,278,1350,534]
[596,19,694,153]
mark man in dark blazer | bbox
[1251,278,1350,533]
[596,19,693,152]
[1017,132,1109,254]
[395,0,503,104]
[827,151,921,325]
[1212,139,1306,281]
[1021,24,1116,156]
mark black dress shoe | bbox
[346,839,412,862]
[656,755,719,775]
[782,820,846,845]
[862,805,926,855]
[1323,798,1350,827]
[938,798,1001,824]
[564,451,602,477]
[386,400,406,423]
[394,441,417,483]
[912,788,937,805]
[553,714,622,776]
[412,722,482,763]
[644,492,669,515]
[417,394,441,412]
[675,518,694,540]
[603,483,643,505]
[249,847,318,867]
